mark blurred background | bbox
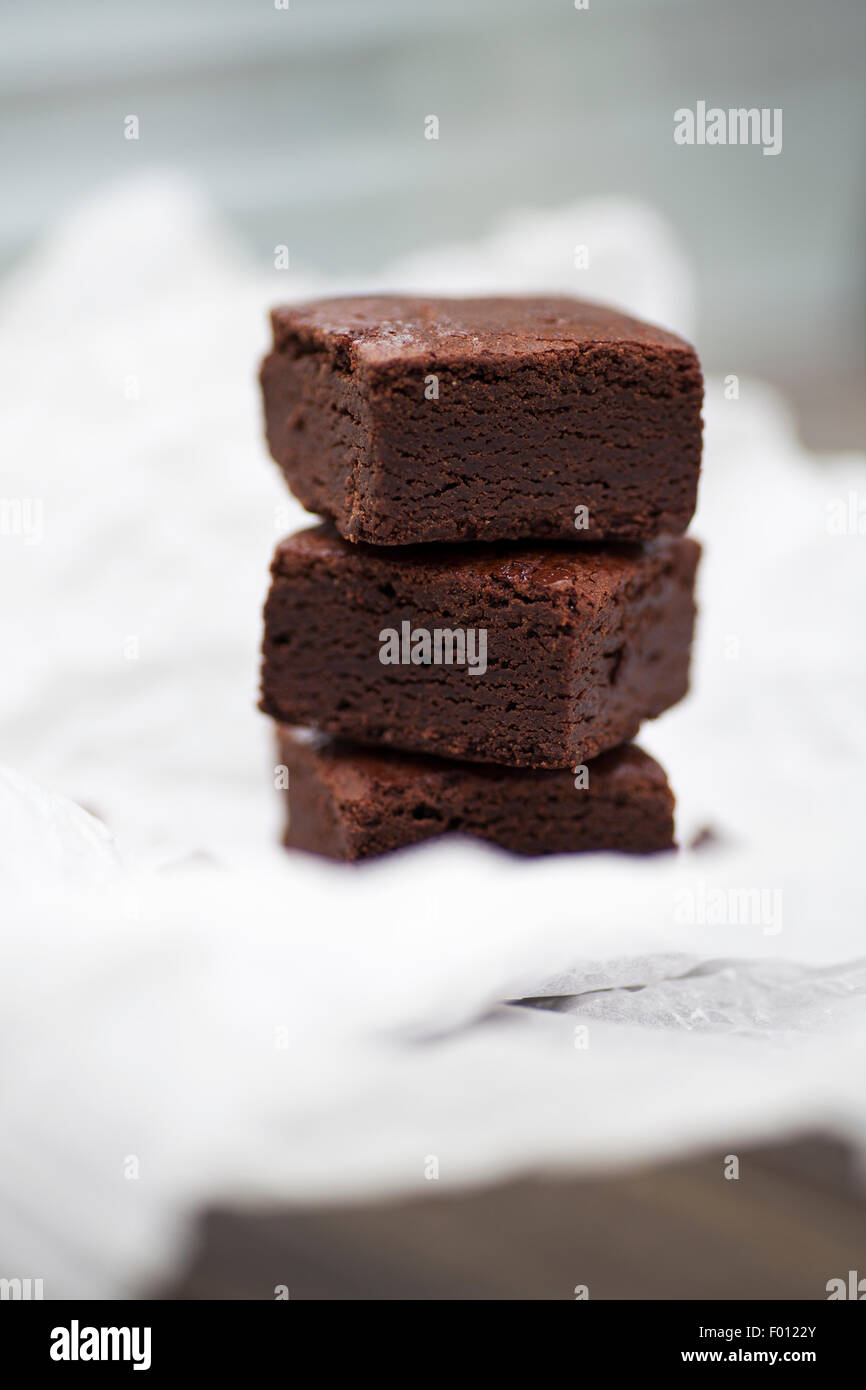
[1,0,864,443]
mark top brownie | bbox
[260,294,703,546]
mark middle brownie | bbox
[261,524,699,769]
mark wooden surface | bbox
[159,1134,866,1300]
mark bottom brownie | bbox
[276,727,675,861]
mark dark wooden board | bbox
[157,1134,865,1300]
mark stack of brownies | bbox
[258,295,702,861]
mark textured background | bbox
[1,0,865,390]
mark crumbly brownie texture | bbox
[260,294,703,546]
[260,525,700,769]
[277,727,676,861]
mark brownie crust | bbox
[277,727,676,861]
[260,524,700,769]
[260,294,703,546]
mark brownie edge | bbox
[277,728,676,861]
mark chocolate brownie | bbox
[260,294,703,546]
[260,525,699,769]
[277,727,676,861]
